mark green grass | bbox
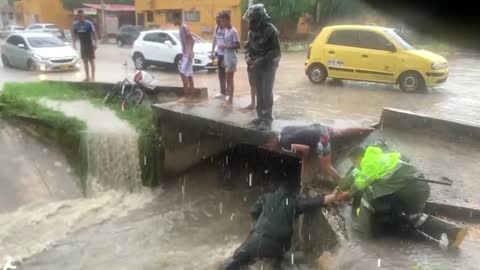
[0,81,157,186]
[1,82,152,133]
[0,84,87,139]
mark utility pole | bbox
[248,0,253,7]
[101,0,107,43]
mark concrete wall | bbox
[381,107,480,143]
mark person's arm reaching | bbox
[186,29,195,59]
[249,195,264,220]
[90,21,97,50]
[297,188,340,213]
[319,153,341,184]
[72,23,77,50]
[252,25,280,67]
[211,27,217,58]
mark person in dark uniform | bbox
[265,124,374,183]
[72,10,97,82]
[244,4,281,131]
[243,30,256,111]
[223,183,341,270]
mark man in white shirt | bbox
[212,14,227,98]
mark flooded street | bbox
[2,46,480,128]
[1,45,480,269]
[1,116,479,269]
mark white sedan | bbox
[1,32,79,71]
[131,29,217,72]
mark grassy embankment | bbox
[0,82,158,188]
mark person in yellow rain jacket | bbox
[339,146,431,239]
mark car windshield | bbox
[384,29,415,50]
[171,32,206,43]
[45,25,60,30]
[27,36,65,48]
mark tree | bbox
[242,0,368,25]
[62,0,134,10]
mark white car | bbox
[26,23,65,39]
[1,32,79,71]
[131,29,217,72]
[0,25,25,39]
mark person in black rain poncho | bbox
[244,4,281,131]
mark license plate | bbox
[60,65,69,70]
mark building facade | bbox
[135,0,243,40]
[0,0,16,29]
[14,0,72,29]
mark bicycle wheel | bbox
[104,82,123,104]
[121,88,144,111]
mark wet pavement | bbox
[1,45,480,127]
[0,120,82,213]
[2,44,480,270]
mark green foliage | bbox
[0,85,87,141]
[0,81,156,186]
[246,0,367,24]
[1,81,151,133]
[62,0,135,10]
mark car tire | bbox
[117,39,124,47]
[1,54,10,68]
[307,64,328,84]
[27,59,35,71]
[133,53,146,70]
[399,71,426,93]
[174,55,182,73]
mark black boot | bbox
[249,117,263,127]
[257,119,272,131]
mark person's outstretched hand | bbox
[324,187,341,204]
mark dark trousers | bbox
[254,64,278,122]
[224,232,286,270]
[355,181,430,239]
[217,54,226,95]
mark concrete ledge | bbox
[381,107,480,142]
[425,201,480,222]
[45,80,208,100]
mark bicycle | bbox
[103,71,145,111]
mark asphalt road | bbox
[1,44,480,126]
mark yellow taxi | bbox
[305,25,448,92]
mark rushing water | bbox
[39,99,143,195]
[1,100,479,270]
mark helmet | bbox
[242,3,270,22]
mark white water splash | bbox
[39,99,143,195]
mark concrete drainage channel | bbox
[0,81,479,269]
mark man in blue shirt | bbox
[72,10,97,82]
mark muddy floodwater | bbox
[0,116,479,270]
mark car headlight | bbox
[32,54,47,61]
[432,61,447,70]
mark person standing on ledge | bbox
[244,4,281,131]
[173,12,195,101]
[72,10,97,82]
[243,31,256,111]
[218,12,240,107]
[211,14,227,99]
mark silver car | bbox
[1,32,80,71]
[0,25,25,39]
[26,23,65,39]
